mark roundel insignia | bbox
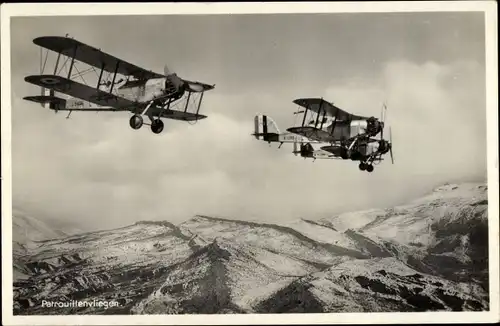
[40,77,60,85]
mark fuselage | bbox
[305,118,374,140]
[328,120,366,139]
[113,77,184,104]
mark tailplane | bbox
[253,114,313,145]
[24,87,65,111]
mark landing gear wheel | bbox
[129,114,143,130]
[366,164,374,173]
[151,119,164,134]
[359,162,366,171]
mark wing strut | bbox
[314,98,323,128]
[53,52,61,75]
[329,106,340,139]
[97,63,105,89]
[184,91,192,113]
[195,91,205,118]
[301,104,309,127]
[320,110,327,129]
[345,114,353,141]
[109,61,120,93]
[67,43,78,79]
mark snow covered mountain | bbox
[13,208,83,249]
[13,210,65,247]
[12,182,489,314]
[12,208,84,280]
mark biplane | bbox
[253,98,394,172]
[23,36,215,134]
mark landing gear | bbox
[351,152,362,161]
[129,114,143,130]
[359,161,374,173]
[340,147,349,160]
[130,114,165,134]
[151,119,164,134]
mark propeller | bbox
[164,64,206,93]
[376,102,394,164]
[389,126,394,164]
[164,64,182,85]
[164,64,175,77]
[380,102,387,140]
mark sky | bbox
[9,12,488,231]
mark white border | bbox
[1,2,498,325]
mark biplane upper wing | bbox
[25,75,136,110]
[293,98,371,121]
[182,79,215,92]
[33,36,165,80]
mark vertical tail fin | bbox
[40,86,51,108]
[253,114,281,140]
[263,115,268,135]
[41,87,56,109]
[254,115,267,140]
[254,115,261,140]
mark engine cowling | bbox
[378,139,391,154]
[366,117,383,136]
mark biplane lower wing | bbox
[320,144,384,162]
[293,144,343,160]
[287,126,337,142]
[146,106,207,121]
[24,76,206,120]
[23,95,127,112]
[320,145,344,156]
[313,155,344,160]
[306,152,344,160]
[24,75,137,110]
[288,126,382,145]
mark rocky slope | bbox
[12,182,489,314]
[315,182,489,290]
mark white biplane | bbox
[253,98,394,172]
[23,35,215,134]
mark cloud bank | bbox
[12,58,486,230]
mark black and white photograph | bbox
[1,2,498,325]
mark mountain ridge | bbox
[12,182,489,314]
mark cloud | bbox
[10,14,486,231]
[12,59,486,231]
